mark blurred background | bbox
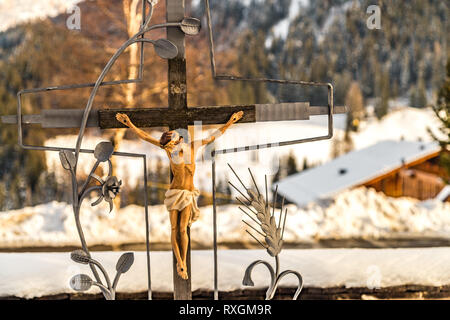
[0,0,449,254]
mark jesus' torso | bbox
[165,143,196,191]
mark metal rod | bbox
[281,208,288,240]
[272,185,278,217]
[92,282,112,299]
[275,255,280,278]
[215,134,333,155]
[239,207,261,226]
[243,220,265,238]
[204,0,216,77]
[279,197,285,229]
[235,197,257,215]
[90,258,112,290]
[143,155,152,300]
[73,204,107,297]
[245,230,267,249]
[138,0,148,79]
[228,181,251,203]
[112,272,121,291]
[212,156,219,300]
[265,175,268,210]
[78,161,100,198]
[78,186,102,205]
[227,164,247,191]
[248,168,260,196]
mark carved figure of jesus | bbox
[115,111,244,279]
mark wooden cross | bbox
[1,0,346,300]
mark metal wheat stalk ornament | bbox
[228,165,303,300]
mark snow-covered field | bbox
[1,187,449,248]
[2,247,450,298]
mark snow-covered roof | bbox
[436,185,450,202]
[277,140,441,207]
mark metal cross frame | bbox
[203,0,343,300]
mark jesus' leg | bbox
[169,210,185,279]
[178,206,191,280]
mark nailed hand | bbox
[230,111,244,124]
[116,113,131,126]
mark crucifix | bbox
[1,0,347,300]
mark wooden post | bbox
[166,0,192,300]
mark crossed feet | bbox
[177,261,188,280]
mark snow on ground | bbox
[0,0,82,31]
[1,187,450,248]
[2,247,450,298]
[352,107,442,150]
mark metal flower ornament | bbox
[91,176,122,212]
[60,140,131,300]
[228,165,303,300]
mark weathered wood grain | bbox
[98,105,256,129]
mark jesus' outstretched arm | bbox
[115,113,161,147]
[192,111,244,147]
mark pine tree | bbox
[302,158,309,171]
[375,72,390,119]
[286,152,299,176]
[429,57,450,178]
[345,82,365,132]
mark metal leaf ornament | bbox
[153,39,178,59]
[94,141,114,162]
[70,274,93,291]
[59,150,76,170]
[71,249,91,264]
[116,252,134,274]
[180,17,201,35]
[228,165,303,300]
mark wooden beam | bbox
[2,104,345,129]
[97,104,345,129]
[98,105,256,129]
[166,0,192,301]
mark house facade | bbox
[276,140,449,207]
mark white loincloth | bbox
[164,189,200,227]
